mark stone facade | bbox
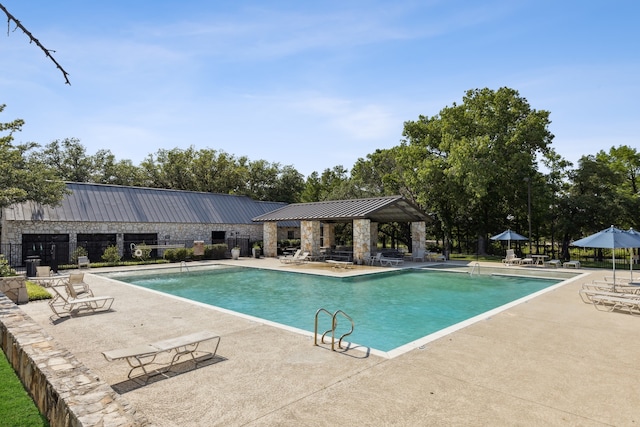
[2,220,266,265]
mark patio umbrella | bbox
[571,225,640,287]
[490,229,528,249]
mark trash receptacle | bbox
[25,256,40,277]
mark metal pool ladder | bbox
[314,308,354,351]
[180,261,189,272]
[469,262,480,276]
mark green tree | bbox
[399,87,554,255]
[0,105,67,210]
[93,150,145,186]
[31,138,95,182]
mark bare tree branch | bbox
[0,3,70,85]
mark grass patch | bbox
[26,281,52,301]
[0,351,49,426]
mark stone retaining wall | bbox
[0,294,149,426]
[0,276,28,304]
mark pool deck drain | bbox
[19,258,640,426]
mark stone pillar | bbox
[370,222,378,252]
[411,221,426,254]
[301,220,321,256]
[116,233,124,257]
[323,223,335,248]
[262,222,278,257]
[353,219,371,264]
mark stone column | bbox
[323,223,335,248]
[353,219,371,264]
[411,221,426,254]
[116,233,124,257]
[262,222,278,257]
[370,222,378,252]
[301,220,321,256]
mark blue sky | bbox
[1,1,638,177]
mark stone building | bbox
[0,182,297,267]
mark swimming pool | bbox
[103,266,567,354]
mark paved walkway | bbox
[19,259,640,426]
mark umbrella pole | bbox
[613,251,616,291]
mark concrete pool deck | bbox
[19,258,640,426]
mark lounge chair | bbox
[412,249,426,262]
[586,292,640,315]
[292,252,310,264]
[48,285,114,318]
[66,272,94,297]
[426,252,446,262]
[102,330,221,381]
[579,288,640,304]
[502,249,521,266]
[563,260,581,268]
[368,253,383,265]
[581,281,640,295]
[279,249,302,264]
[327,259,353,269]
[78,255,90,269]
[544,259,561,268]
[520,257,534,265]
[380,254,405,267]
[33,266,54,286]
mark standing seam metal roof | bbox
[252,196,429,223]
[4,182,292,225]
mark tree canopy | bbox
[0,105,67,210]
[3,86,638,257]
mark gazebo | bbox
[253,195,429,264]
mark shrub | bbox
[164,247,192,262]
[206,244,228,260]
[101,245,121,264]
[0,256,17,277]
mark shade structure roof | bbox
[252,195,429,224]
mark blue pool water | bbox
[106,267,560,352]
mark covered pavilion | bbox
[253,195,430,263]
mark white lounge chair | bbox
[426,252,446,262]
[368,253,383,265]
[66,272,94,297]
[48,284,114,318]
[563,260,581,268]
[579,288,640,304]
[78,255,90,269]
[587,292,640,315]
[544,259,561,268]
[102,330,221,381]
[380,254,405,267]
[412,249,426,262]
[279,249,302,264]
[33,266,54,286]
[292,252,310,265]
[502,249,521,266]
